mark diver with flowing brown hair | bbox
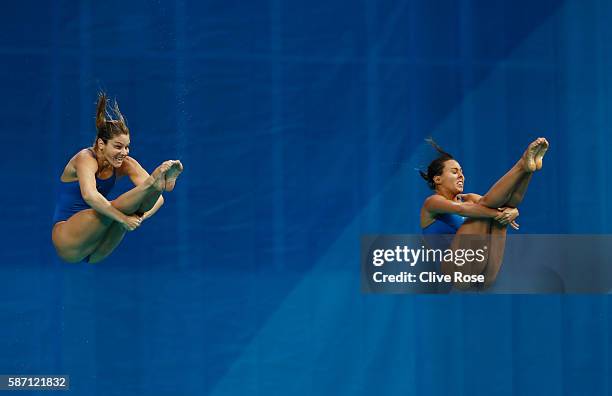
[51,92,183,263]
[419,137,549,288]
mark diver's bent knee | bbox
[477,195,493,208]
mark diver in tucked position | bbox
[420,137,549,288]
[52,92,183,263]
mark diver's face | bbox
[98,135,130,168]
[434,160,464,194]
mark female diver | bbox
[420,137,549,288]
[51,93,183,263]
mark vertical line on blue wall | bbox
[50,0,63,374]
[365,0,379,230]
[551,5,562,234]
[595,2,610,388]
[263,0,285,390]
[413,296,423,396]
[79,0,92,144]
[372,1,409,56]
[271,0,284,272]
[606,295,610,396]
[78,1,97,393]
[561,1,590,234]
[405,1,421,392]
[175,0,189,269]
[596,7,610,394]
[603,0,612,236]
[407,0,420,234]
[561,295,567,396]
[510,296,517,396]
[456,294,465,396]
[595,0,606,234]
[458,2,473,394]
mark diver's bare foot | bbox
[150,161,173,191]
[535,138,549,170]
[164,160,183,192]
[521,138,545,172]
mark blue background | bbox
[1,0,611,395]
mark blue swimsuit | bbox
[52,151,116,225]
[422,213,466,235]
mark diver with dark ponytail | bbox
[51,92,184,263]
[418,138,455,191]
[419,136,549,287]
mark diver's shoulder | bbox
[424,194,445,205]
[72,148,96,161]
[70,148,99,172]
